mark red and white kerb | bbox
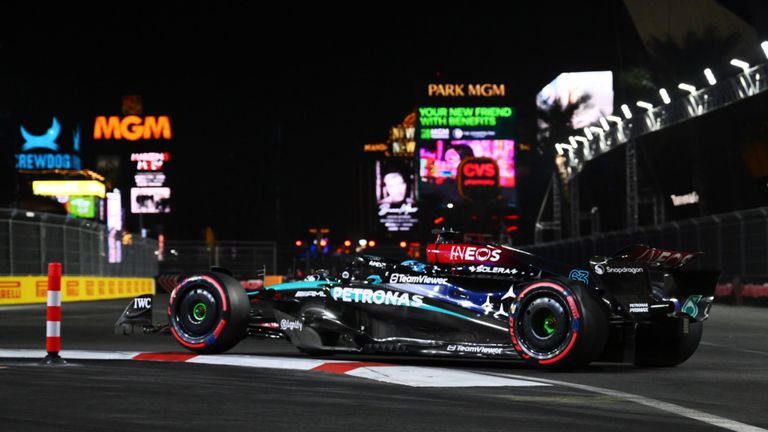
[46,262,62,355]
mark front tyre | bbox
[509,279,608,370]
[169,271,249,354]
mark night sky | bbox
[1,1,744,243]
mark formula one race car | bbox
[116,231,718,369]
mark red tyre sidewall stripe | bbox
[212,319,227,339]
[170,326,206,349]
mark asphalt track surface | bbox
[1,295,767,432]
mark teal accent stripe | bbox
[418,304,507,332]
[247,280,330,296]
[417,304,472,320]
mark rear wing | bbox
[612,244,703,269]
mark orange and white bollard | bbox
[43,262,65,364]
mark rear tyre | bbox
[509,278,608,370]
[169,271,249,354]
[634,318,703,367]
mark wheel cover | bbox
[518,296,569,355]
[173,284,219,341]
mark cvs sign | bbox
[457,157,499,199]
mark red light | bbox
[505,226,519,233]
[294,240,303,247]
[433,216,444,225]
[504,215,519,220]
[368,240,376,247]
[399,241,407,248]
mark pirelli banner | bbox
[0,276,155,305]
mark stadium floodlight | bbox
[620,104,632,119]
[636,101,654,111]
[599,117,610,130]
[659,88,671,104]
[583,127,593,140]
[730,58,750,74]
[555,143,573,155]
[678,83,697,95]
[703,68,717,85]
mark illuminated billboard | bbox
[134,172,166,187]
[15,117,81,170]
[375,159,418,232]
[536,71,613,129]
[106,189,123,231]
[130,187,170,214]
[64,196,96,218]
[32,180,106,198]
[419,139,515,203]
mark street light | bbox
[730,58,750,74]
[555,142,574,156]
[636,101,654,111]
[620,104,632,119]
[659,88,671,104]
[704,68,717,85]
[678,83,697,95]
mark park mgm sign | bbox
[427,83,505,98]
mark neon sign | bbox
[427,83,506,97]
[32,180,106,198]
[93,116,172,140]
[458,158,500,199]
[130,152,169,170]
[65,196,96,218]
[418,107,513,127]
[15,118,81,170]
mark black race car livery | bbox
[117,231,718,369]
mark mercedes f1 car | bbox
[117,231,718,369]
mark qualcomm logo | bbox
[21,117,60,151]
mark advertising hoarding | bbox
[536,71,614,129]
[375,159,418,232]
[419,139,515,203]
[130,187,170,214]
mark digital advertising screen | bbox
[130,187,171,214]
[375,159,418,232]
[536,71,614,129]
[419,139,515,204]
[64,196,96,219]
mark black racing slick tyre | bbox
[169,271,249,354]
[634,318,703,367]
[509,278,608,370]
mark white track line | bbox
[0,349,546,388]
[700,342,768,357]
[349,365,548,387]
[483,372,767,432]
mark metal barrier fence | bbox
[161,241,277,279]
[0,208,158,277]
[524,207,768,282]
[564,63,768,177]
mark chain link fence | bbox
[160,241,277,279]
[0,208,158,277]
[524,206,768,283]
